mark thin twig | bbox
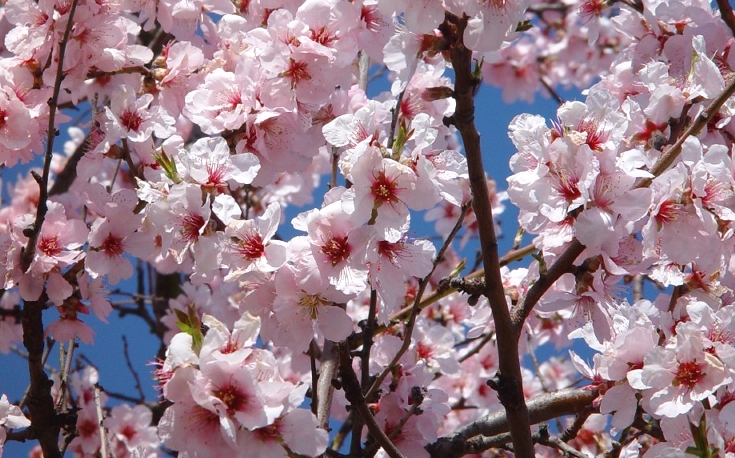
[122,336,146,402]
[330,146,339,189]
[352,289,378,454]
[510,240,585,328]
[458,332,494,363]
[364,402,421,457]
[358,50,370,92]
[94,384,111,458]
[632,274,644,302]
[540,77,564,106]
[635,76,735,189]
[387,90,405,151]
[364,200,472,402]
[526,334,550,393]
[19,6,81,452]
[55,339,77,412]
[538,428,588,458]
[309,340,320,416]
[394,243,535,322]
[559,408,593,442]
[106,157,123,192]
[329,412,353,453]
[361,290,378,389]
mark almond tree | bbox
[1,0,735,457]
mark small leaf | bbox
[516,20,533,32]
[174,305,204,354]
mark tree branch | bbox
[19,3,83,452]
[338,345,405,458]
[316,339,339,430]
[635,76,735,189]
[716,0,735,37]
[22,298,62,458]
[510,240,585,328]
[363,199,471,402]
[427,387,599,458]
[445,12,533,458]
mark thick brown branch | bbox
[510,240,585,328]
[48,137,87,197]
[427,387,599,458]
[716,0,735,37]
[22,299,61,458]
[445,12,533,458]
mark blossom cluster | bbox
[158,313,328,457]
[1,0,735,456]
[498,0,735,452]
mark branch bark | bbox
[316,340,339,430]
[22,299,61,458]
[445,12,533,458]
[635,76,735,189]
[716,0,735,37]
[426,387,599,458]
[19,2,81,456]
[338,345,405,458]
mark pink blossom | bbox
[453,0,530,54]
[104,404,159,456]
[183,66,258,135]
[373,392,432,458]
[0,393,30,455]
[294,189,369,294]
[25,201,88,275]
[198,313,261,367]
[271,262,354,352]
[68,402,102,456]
[354,228,436,323]
[159,368,238,456]
[103,86,176,144]
[78,271,112,323]
[380,0,445,34]
[640,327,731,418]
[157,0,235,40]
[347,144,427,242]
[0,291,22,354]
[411,318,461,375]
[154,41,206,118]
[192,360,279,434]
[295,0,361,67]
[85,187,153,285]
[236,409,329,458]
[45,295,96,344]
[0,84,34,166]
[222,202,287,281]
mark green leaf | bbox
[174,304,203,354]
[153,149,182,184]
[516,20,533,32]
